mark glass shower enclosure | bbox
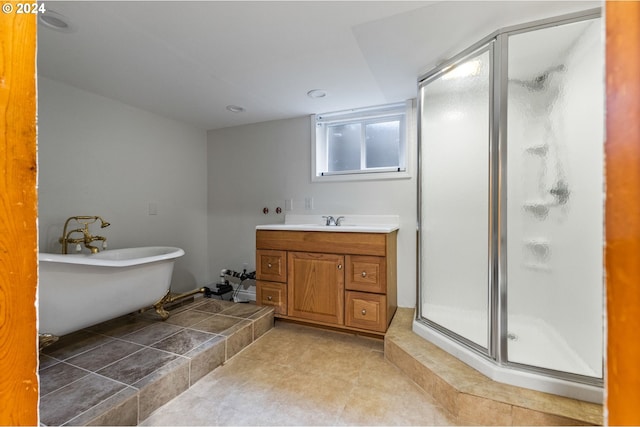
[417,9,603,396]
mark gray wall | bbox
[207,115,418,307]
[38,77,209,293]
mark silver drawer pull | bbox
[337,264,343,270]
[361,309,367,315]
[267,296,273,301]
[361,271,367,278]
[267,263,272,268]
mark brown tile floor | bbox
[141,321,456,426]
[39,298,273,426]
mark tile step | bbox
[384,308,603,426]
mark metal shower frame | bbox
[416,8,603,387]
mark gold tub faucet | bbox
[59,216,110,254]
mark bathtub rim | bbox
[38,246,185,267]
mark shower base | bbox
[385,308,602,425]
[424,304,599,377]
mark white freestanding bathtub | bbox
[38,246,185,337]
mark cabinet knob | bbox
[361,271,367,278]
[267,263,272,268]
[337,264,343,270]
[267,296,273,301]
[361,309,367,315]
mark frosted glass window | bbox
[326,120,400,171]
[365,120,400,168]
[419,48,492,349]
[327,123,361,172]
[313,102,408,180]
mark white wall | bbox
[207,115,418,307]
[38,77,209,293]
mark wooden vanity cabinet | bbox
[345,291,387,332]
[256,249,287,315]
[344,255,389,332]
[345,255,386,293]
[256,249,286,282]
[256,229,397,335]
[288,251,344,325]
[256,280,287,315]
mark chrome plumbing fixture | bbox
[322,215,345,226]
[59,216,110,254]
[550,179,570,205]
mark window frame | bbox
[311,100,413,182]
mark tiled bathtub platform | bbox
[39,299,274,426]
[384,308,603,426]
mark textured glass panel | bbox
[419,48,491,349]
[506,18,603,377]
[365,120,400,168]
[327,123,361,172]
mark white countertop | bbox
[256,214,399,233]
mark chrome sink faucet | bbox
[322,216,345,226]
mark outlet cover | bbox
[304,197,313,210]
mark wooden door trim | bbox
[0,10,39,425]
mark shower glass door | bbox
[505,17,603,377]
[419,46,492,350]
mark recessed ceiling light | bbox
[226,105,246,113]
[38,10,76,33]
[307,89,327,99]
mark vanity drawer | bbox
[256,281,287,315]
[345,291,387,332]
[256,250,287,282]
[345,255,386,294]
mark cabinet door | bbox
[256,250,287,282]
[256,281,287,315]
[345,255,386,294]
[288,252,344,325]
[345,291,387,332]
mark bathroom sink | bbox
[255,223,398,233]
[256,214,400,233]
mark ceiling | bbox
[37,1,600,131]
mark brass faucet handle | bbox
[60,216,110,254]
